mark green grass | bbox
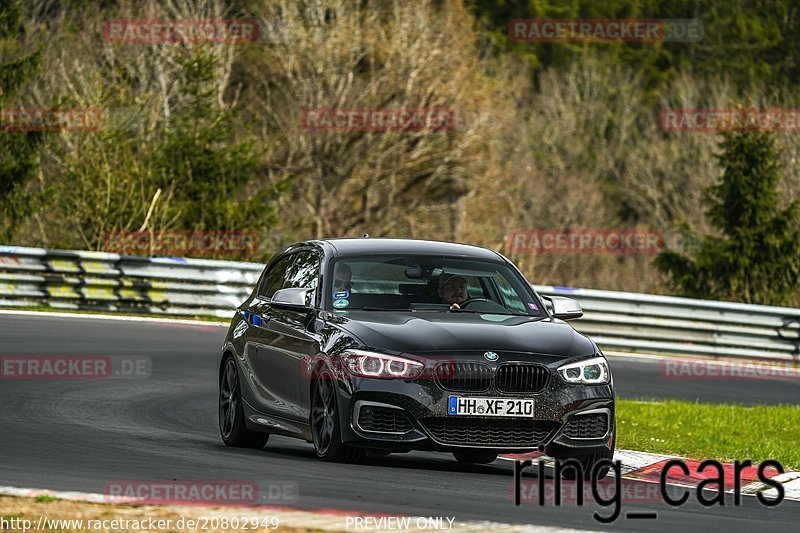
[617,399,800,470]
[34,495,56,503]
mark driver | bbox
[438,275,468,309]
[333,263,352,293]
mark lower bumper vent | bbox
[562,412,609,439]
[357,405,413,433]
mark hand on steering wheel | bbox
[457,298,490,308]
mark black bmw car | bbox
[219,238,614,471]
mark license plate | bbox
[448,396,534,417]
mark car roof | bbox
[313,238,503,261]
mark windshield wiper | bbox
[360,306,454,312]
[448,309,536,317]
[358,306,534,317]
[360,307,416,311]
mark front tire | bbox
[310,370,365,463]
[219,356,268,448]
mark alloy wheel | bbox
[219,359,238,439]
[311,372,336,455]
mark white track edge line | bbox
[0,309,229,327]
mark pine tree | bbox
[655,130,800,305]
[0,0,43,242]
[155,50,283,235]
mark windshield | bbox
[326,255,544,316]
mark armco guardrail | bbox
[533,285,800,363]
[0,245,261,319]
[1,245,798,362]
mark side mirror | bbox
[271,288,314,311]
[543,295,583,320]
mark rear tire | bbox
[219,356,268,449]
[310,370,365,463]
[453,450,498,464]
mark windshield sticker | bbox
[527,302,538,310]
[333,298,350,309]
[333,291,350,299]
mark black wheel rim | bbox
[219,359,238,439]
[311,371,336,455]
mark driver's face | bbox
[333,273,352,291]
[439,280,467,304]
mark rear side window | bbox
[258,251,321,299]
[257,255,293,299]
[281,251,320,290]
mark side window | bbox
[257,255,292,299]
[281,251,320,290]
[466,277,486,299]
[493,275,528,314]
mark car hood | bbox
[331,311,596,360]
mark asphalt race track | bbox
[1,312,799,532]
[606,354,800,405]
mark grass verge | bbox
[616,399,800,470]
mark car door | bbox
[244,253,295,419]
[249,250,322,422]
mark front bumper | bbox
[333,355,615,454]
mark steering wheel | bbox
[458,298,491,308]
[455,298,513,314]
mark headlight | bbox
[340,350,423,379]
[558,356,610,384]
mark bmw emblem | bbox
[483,351,499,361]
